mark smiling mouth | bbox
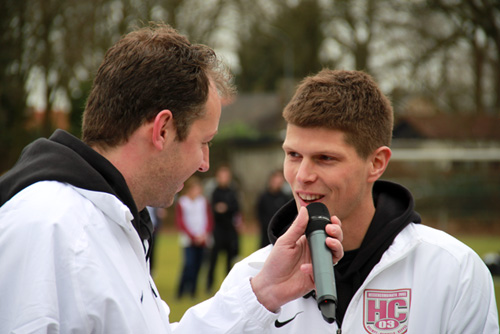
[298,193,324,203]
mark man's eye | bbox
[319,155,335,162]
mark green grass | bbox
[152,232,261,322]
[455,235,500,257]
[152,232,500,323]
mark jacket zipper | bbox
[337,329,342,334]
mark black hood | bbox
[352,180,421,279]
[0,129,153,244]
[267,198,297,245]
[267,180,421,325]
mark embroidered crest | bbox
[363,289,411,334]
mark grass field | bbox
[152,231,500,323]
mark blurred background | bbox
[1,0,499,321]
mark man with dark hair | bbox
[0,24,343,333]
[218,69,499,333]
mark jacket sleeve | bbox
[170,247,278,334]
[446,251,499,334]
[171,278,278,333]
[205,198,214,233]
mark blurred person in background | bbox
[256,169,292,248]
[206,164,242,293]
[0,23,344,333]
[147,205,167,275]
[175,176,213,299]
[216,69,499,333]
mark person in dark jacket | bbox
[256,169,291,248]
[206,165,242,292]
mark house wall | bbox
[228,145,287,223]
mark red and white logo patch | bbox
[363,289,411,334]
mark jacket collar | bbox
[0,129,153,245]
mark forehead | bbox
[187,84,221,138]
[283,124,347,148]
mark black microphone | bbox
[306,202,337,324]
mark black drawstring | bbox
[145,226,154,261]
[137,209,155,261]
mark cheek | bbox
[184,147,205,174]
[283,162,295,186]
[334,173,363,204]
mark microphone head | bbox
[306,202,330,218]
[305,202,330,236]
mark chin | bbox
[150,196,174,209]
[163,197,175,208]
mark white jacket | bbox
[219,223,499,333]
[0,181,277,333]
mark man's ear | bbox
[367,146,392,183]
[151,109,175,150]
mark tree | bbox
[0,0,32,172]
[322,0,381,73]
[0,0,234,173]
[426,0,500,114]
[236,0,326,94]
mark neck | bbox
[340,198,376,251]
[92,142,145,211]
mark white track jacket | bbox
[0,181,277,333]
[219,223,499,333]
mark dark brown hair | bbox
[283,69,393,158]
[82,22,234,148]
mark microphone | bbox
[306,202,337,324]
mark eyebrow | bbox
[282,142,343,157]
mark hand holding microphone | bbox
[250,205,342,315]
[306,202,338,324]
